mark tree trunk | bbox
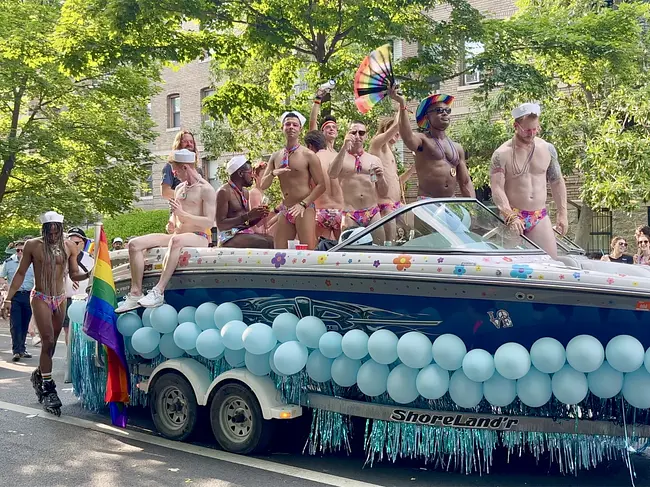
[0,86,24,208]
[574,203,593,251]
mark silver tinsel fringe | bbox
[70,321,107,412]
[303,409,353,456]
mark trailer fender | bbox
[141,358,211,405]
[205,369,302,420]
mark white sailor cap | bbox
[40,211,64,225]
[226,155,249,175]
[511,103,541,120]
[280,111,306,128]
[172,149,196,163]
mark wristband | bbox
[313,99,321,105]
[400,105,408,111]
[299,201,307,208]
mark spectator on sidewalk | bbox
[0,241,35,361]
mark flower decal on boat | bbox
[393,255,412,271]
[573,272,581,281]
[510,264,533,279]
[453,265,466,276]
[271,252,286,269]
[437,257,444,264]
[373,260,380,268]
[178,251,191,267]
[607,278,615,285]
[317,255,328,265]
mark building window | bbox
[200,88,215,124]
[462,41,484,86]
[167,94,181,128]
[139,164,153,198]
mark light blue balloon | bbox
[225,348,246,368]
[242,323,277,355]
[142,307,154,327]
[124,337,137,356]
[140,346,160,359]
[606,335,644,373]
[494,342,531,380]
[151,304,179,334]
[623,368,650,408]
[432,334,467,371]
[274,341,308,376]
[566,335,604,373]
[196,329,225,359]
[341,329,369,360]
[245,351,271,376]
[449,369,483,408]
[214,302,243,329]
[646,348,650,374]
[416,364,450,400]
[80,328,95,343]
[186,347,200,357]
[530,337,566,374]
[131,327,161,354]
[306,350,334,383]
[588,361,623,399]
[516,367,552,407]
[357,360,389,397]
[269,344,282,375]
[240,290,258,299]
[177,306,197,325]
[387,364,419,404]
[67,300,86,324]
[484,372,516,407]
[296,316,327,349]
[319,331,343,359]
[195,302,219,331]
[221,320,248,350]
[117,312,142,337]
[272,313,300,343]
[331,355,362,387]
[552,364,588,404]
[397,332,433,369]
[367,329,399,365]
[159,333,184,359]
[462,349,495,383]
[173,321,201,351]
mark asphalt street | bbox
[1,319,649,487]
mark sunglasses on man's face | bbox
[16,249,23,253]
[428,107,452,115]
[349,130,366,136]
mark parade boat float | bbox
[70,198,650,475]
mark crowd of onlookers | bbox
[586,225,650,265]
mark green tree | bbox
[0,0,159,225]
[452,0,650,246]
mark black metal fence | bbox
[588,209,612,254]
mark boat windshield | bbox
[334,199,542,253]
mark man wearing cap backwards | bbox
[215,156,274,248]
[490,103,568,259]
[305,130,344,241]
[260,111,325,249]
[329,120,388,235]
[117,148,216,311]
[390,88,475,199]
[1,211,90,413]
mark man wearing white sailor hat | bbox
[489,103,568,259]
[117,148,217,312]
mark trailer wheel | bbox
[210,382,274,454]
[150,372,198,441]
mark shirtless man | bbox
[215,155,274,248]
[391,88,475,199]
[305,130,344,241]
[490,103,568,259]
[260,112,325,249]
[369,115,403,241]
[1,211,90,414]
[329,121,388,236]
[117,149,216,311]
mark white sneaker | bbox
[137,288,164,308]
[116,293,143,313]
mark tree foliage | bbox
[0,0,160,225]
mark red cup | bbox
[296,244,309,250]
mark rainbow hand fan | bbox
[354,44,395,114]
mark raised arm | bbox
[455,147,476,198]
[388,87,422,152]
[309,91,323,131]
[328,135,351,179]
[369,114,399,155]
[259,152,278,190]
[399,161,417,185]
[547,143,568,235]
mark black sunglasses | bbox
[349,130,366,136]
[15,248,23,253]
[428,107,452,115]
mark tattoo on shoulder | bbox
[546,143,562,183]
[490,151,505,175]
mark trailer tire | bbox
[210,382,274,454]
[150,372,198,441]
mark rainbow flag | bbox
[82,227,130,427]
